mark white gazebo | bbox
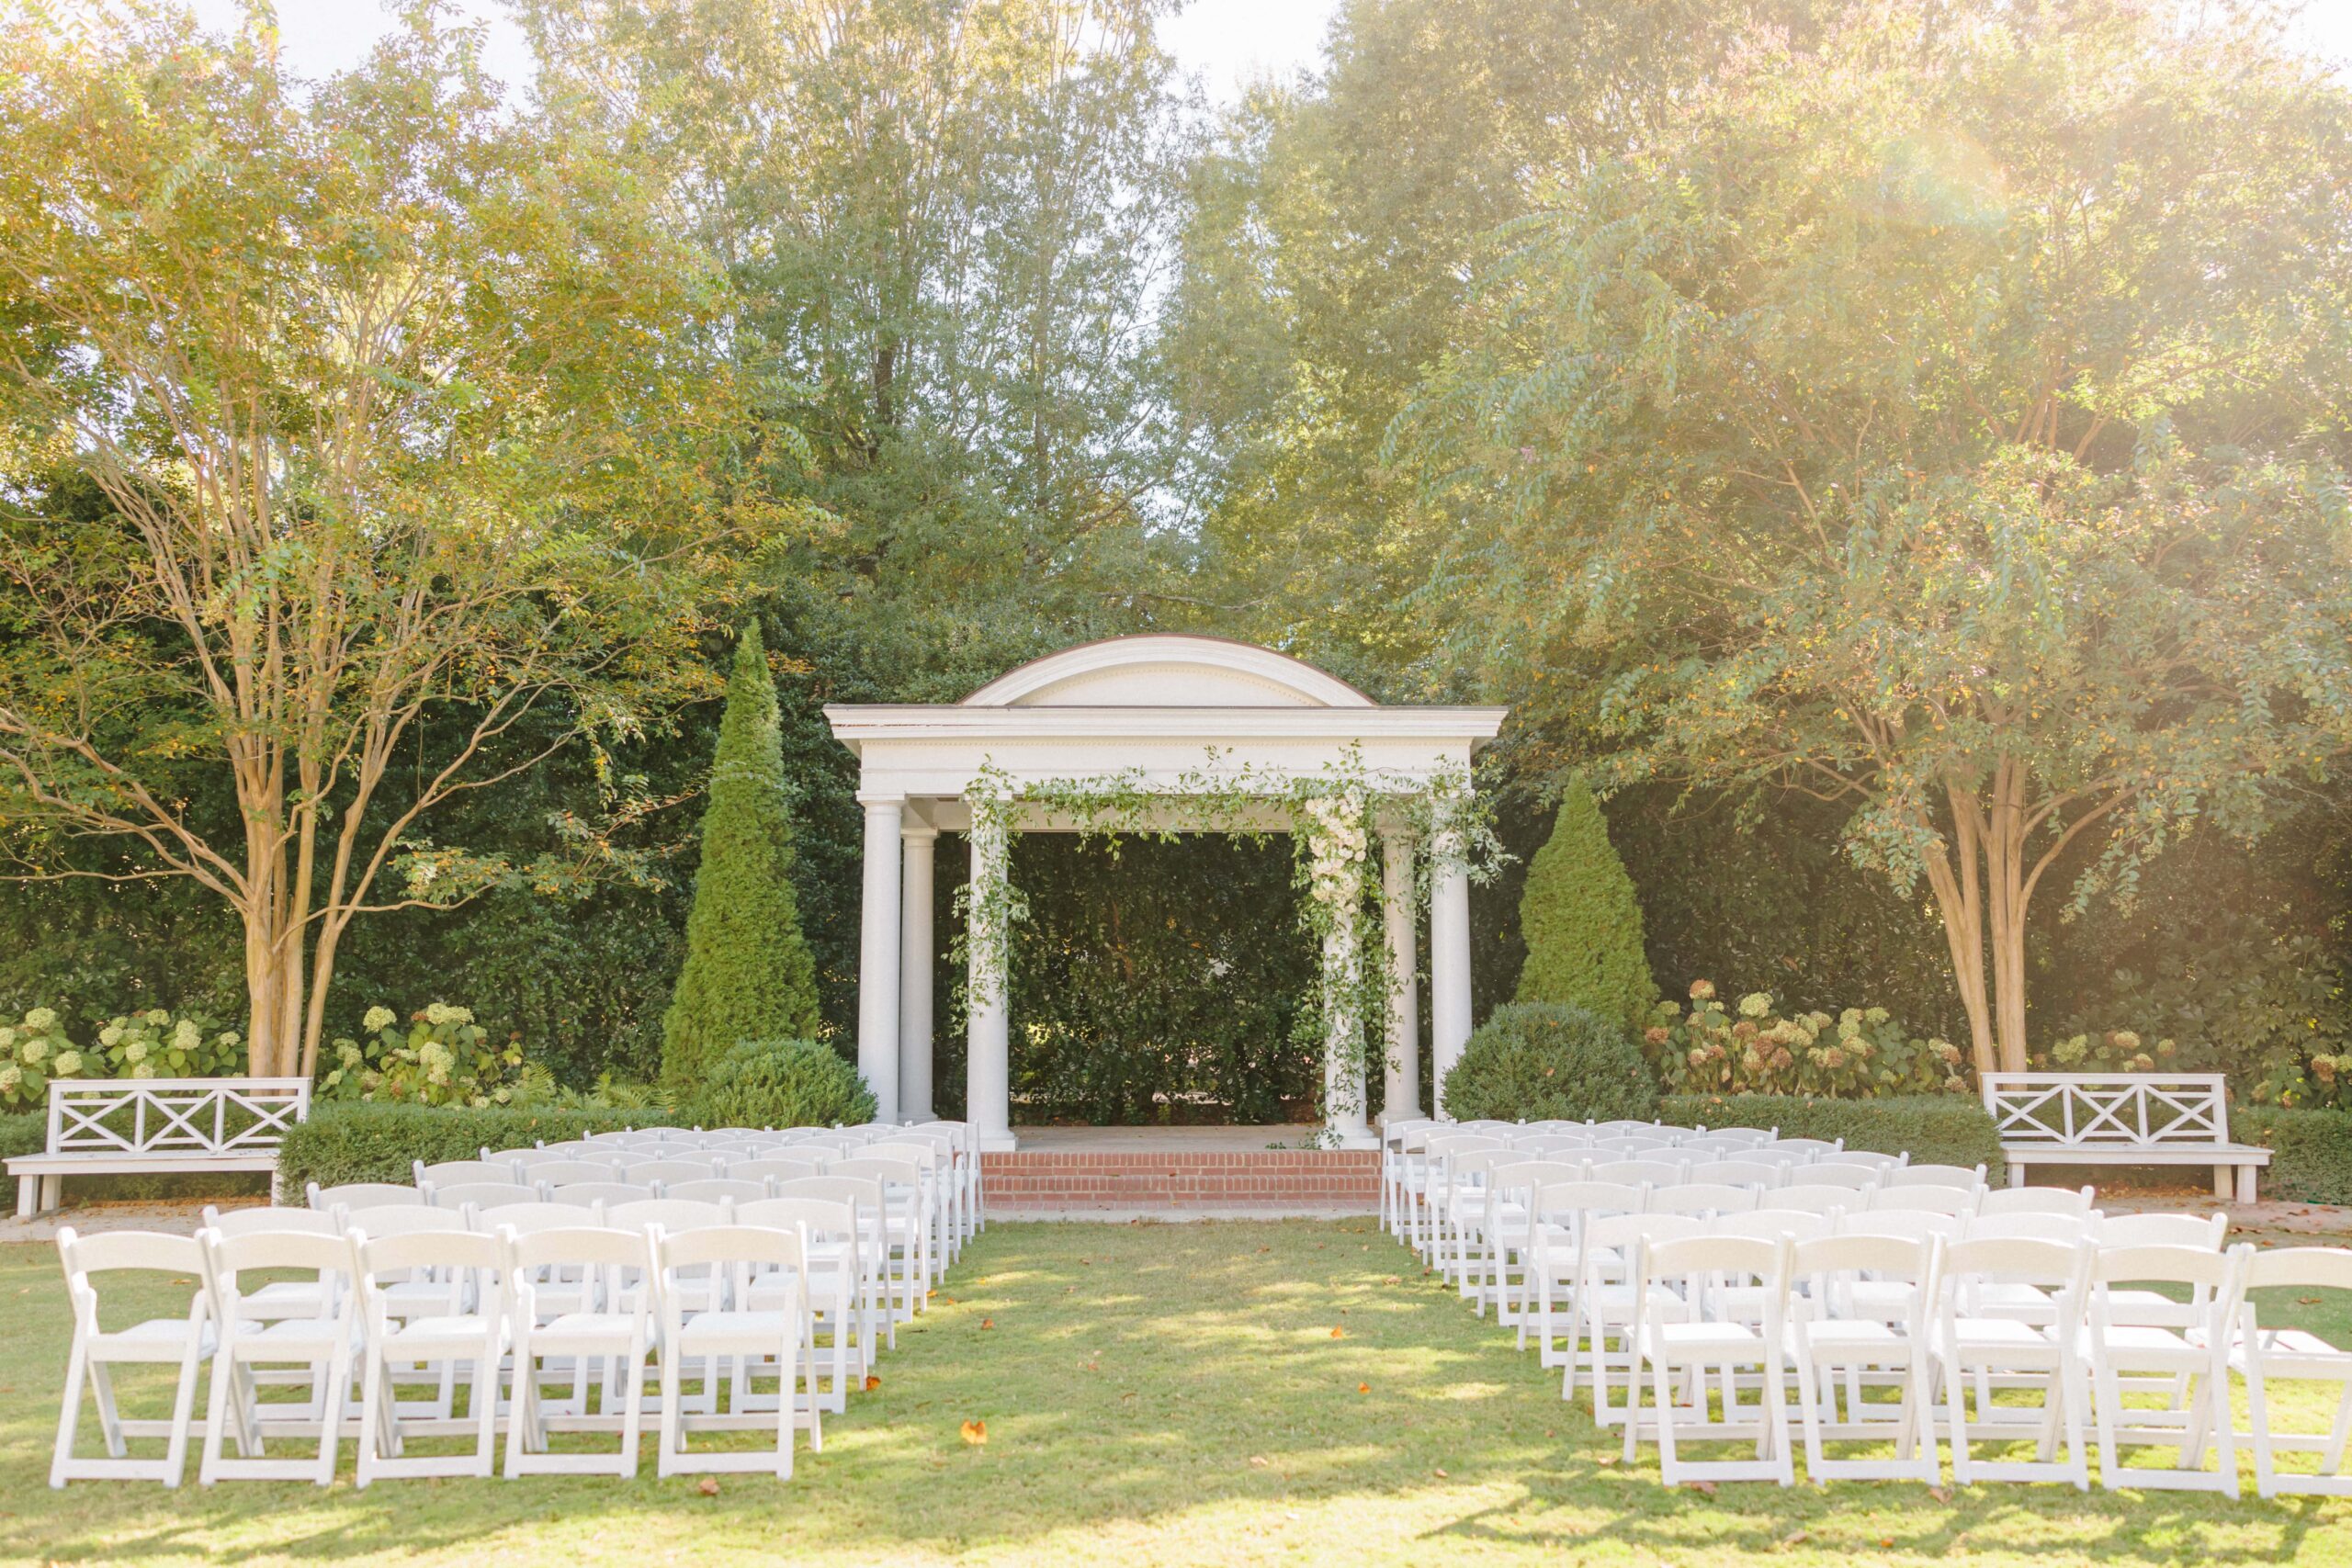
[824,635,1506,1148]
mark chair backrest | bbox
[729,1155,829,1184]
[603,1198,732,1233]
[2092,1241,2241,1294]
[476,1201,602,1235]
[1582,1210,1702,1259]
[1771,1183,1867,1215]
[1771,1136,1845,1156]
[1592,1140,1679,1159]
[1886,1162,1985,1190]
[1976,1184,2094,1217]
[1689,1127,1775,1150]
[623,1159,726,1186]
[415,1157,521,1187]
[1529,1179,1647,1225]
[657,1222,805,1279]
[518,1159,623,1187]
[522,1140,600,1159]
[505,1224,654,1275]
[1869,1184,1981,1217]
[665,1178,771,1206]
[1793,1232,1938,1325]
[309,1181,421,1212]
[1454,1119,1521,1134]
[1510,1135,1594,1158]
[1835,1209,1962,1244]
[1589,1120,1662,1137]
[2098,1211,2228,1250]
[1963,1212,2092,1244]
[1647,1181,1760,1219]
[1811,1149,1901,1172]
[203,1203,340,1238]
[358,1226,504,1287]
[431,1181,539,1212]
[1713,1207,1836,1244]
[829,1156,922,1192]
[1939,1235,2092,1293]
[56,1228,210,1320]
[2243,1245,2352,1294]
[1488,1159,1585,1201]
[1636,1233,1791,1324]
[1798,1164,1881,1191]
[862,1141,943,1171]
[345,1203,472,1238]
[548,1181,651,1209]
[1687,1160,1784,1190]
[1424,1134,1509,1161]
[1588,1158,1687,1189]
[736,1195,860,1244]
[205,1226,358,1303]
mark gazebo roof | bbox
[824,634,1505,819]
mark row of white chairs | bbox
[1424,1168,2352,1498]
[51,1213,849,1488]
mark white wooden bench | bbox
[6,1077,311,1218]
[1979,1072,2270,1204]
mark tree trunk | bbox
[1919,802,1997,1076]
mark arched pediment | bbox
[962,635,1374,709]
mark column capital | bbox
[857,792,909,809]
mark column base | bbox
[978,1131,1019,1153]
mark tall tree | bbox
[660,622,821,1092]
[0,4,767,1075]
[1404,0,2352,1070]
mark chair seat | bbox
[529,1311,642,1350]
[1641,1321,1764,1358]
[674,1309,795,1353]
[1788,1318,1906,1350]
[93,1318,218,1359]
[1936,1316,2059,1354]
[242,1280,332,1316]
[383,1314,507,1353]
[235,1317,354,1356]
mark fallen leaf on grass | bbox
[1329,1326,1346,1338]
[1357,1382,1370,1394]
[960,1419,988,1446]
[1248,1455,1271,1468]
[696,1478,720,1496]
[1776,1530,1809,1551]
[1927,1485,1950,1504]
[981,1318,995,1330]
[1683,1480,1716,1496]
[1597,1455,1619,1467]
[2299,1296,2324,1305]
[864,1375,882,1392]
[1432,1467,1449,1479]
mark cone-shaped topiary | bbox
[1515,775,1659,1034]
[659,622,821,1095]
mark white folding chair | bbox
[503,1225,655,1478]
[1785,1233,1940,1483]
[1521,1179,1645,1367]
[1479,1159,1585,1321]
[1772,1183,1868,1215]
[773,1175,895,1359]
[1648,1183,1760,1221]
[1623,1232,1795,1486]
[865,1137,958,1274]
[2087,1242,2247,1495]
[198,1227,362,1485]
[1772,1137,1846,1158]
[1799,1165,1882,1193]
[1419,1135,1510,1269]
[431,1181,539,1213]
[2232,1246,2352,1497]
[1886,1163,1986,1190]
[732,1156,831,1189]
[201,1205,343,1325]
[520,1159,624,1189]
[1932,1236,2094,1489]
[49,1229,216,1488]
[625,1159,729,1188]
[666,1179,771,1207]
[1871,1184,1982,1218]
[738,1197,866,1413]
[829,1156,932,1318]
[655,1224,812,1478]
[1589,1158,1689,1190]
[414,1158,522,1189]
[549,1181,649,1209]
[1572,1213,1703,1427]
[354,1228,508,1484]
[1687,1160,1784,1190]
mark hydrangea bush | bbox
[96,1010,243,1079]
[1642,980,1971,1098]
[319,1004,529,1108]
[0,1008,80,1111]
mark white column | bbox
[899,827,936,1123]
[1429,828,1474,1120]
[856,797,904,1124]
[1381,832,1423,1123]
[1322,886,1373,1148]
[966,817,1013,1149]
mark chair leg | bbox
[51,1337,87,1488]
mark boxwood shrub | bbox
[1442,1002,1658,1124]
[1660,1092,2005,1181]
[277,1102,680,1190]
[0,1111,43,1211]
[2233,1106,2352,1204]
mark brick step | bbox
[981,1149,1379,1212]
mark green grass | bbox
[4,1220,2351,1566]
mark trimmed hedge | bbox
[1661,1092,2006,1181]
[277,1102,679,1190]
[2233,1106,2352,1204]
[1,1111,42,1211]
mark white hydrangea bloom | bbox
[51,1050,82,1075]
[124,1040,149,1064]
[363,1006,398,1033]
[172,1019,199,1049]
[98,1025,122,1046]
[23,1007,57,1029]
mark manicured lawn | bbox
[3,1219,2349,1566]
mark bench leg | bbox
[2008,1163,2028,1190]
[15,1177,33,1221]
[2236,1166,2258,1206]
[2213,1166,2233,1201]
[41,1174,62,1215]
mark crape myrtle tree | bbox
[0,6,785,1077]
[659,621,823,1096]
[1403,1,2352,1073]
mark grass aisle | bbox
[1,1219,2346,1566]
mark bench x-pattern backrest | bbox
[46,1077,311,1157]
[1979,1073,2232,1148]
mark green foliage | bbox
[683,1038,875,1132]
[1645,982,1969,1099]
[2233,1107,2352,1205]
[318,1005,534,1109]
[1011,834,1319,1124]
[1659,1094,2005,1180]
[94,1010,243,1080]
[0,1008,82,1111]
[660,625,823,1096]
[0,1110,43,1209]
[1514,779,1657,1032]
[1442,1002,1658,1124]
[277,1102,680,1191]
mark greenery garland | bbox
[952,748,1508,1123]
